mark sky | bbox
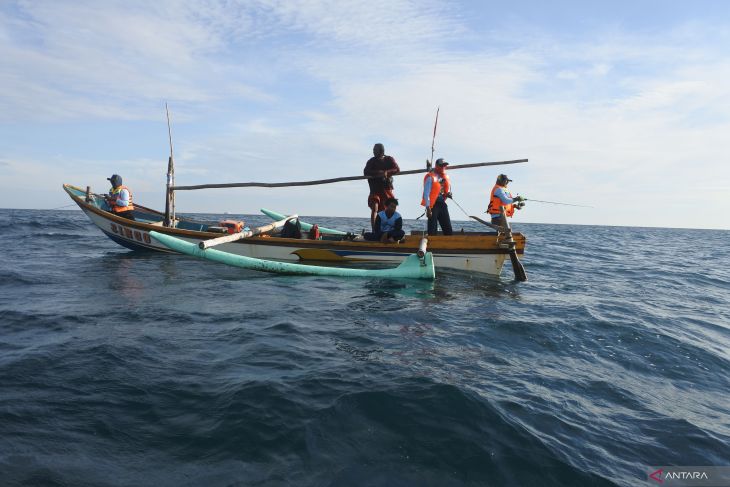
[1,0,729,229]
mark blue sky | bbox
[1,0,729,229]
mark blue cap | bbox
[107,174,122,186]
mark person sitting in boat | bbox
[105,174,135,221]
[422,158,453,236]
[364,197,405,243]
[487,174,524,227]
[364,143,400,231]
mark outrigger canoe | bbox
[63,183,526,276]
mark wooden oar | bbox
[198,215,297,249]
[499,207,527,281]
[171,159,527,191]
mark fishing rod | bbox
[449,196,472,221]
[449,196,501,230]
[417,197,470,222]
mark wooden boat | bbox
[63,183,526,276]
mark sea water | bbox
[0,209,728,486]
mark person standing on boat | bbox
[364,143,400,230]
[364,197,405,243]
[487,174,524,227]
[422,158,453,236]
[105,174,135,221]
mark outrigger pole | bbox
[170,158,528,191]
[163,103,176,227]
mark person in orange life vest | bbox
[421,158,453,236]
[364,143,400,230]
[364,197,405,243]
[105,174,136,221]
[487,174,524,227]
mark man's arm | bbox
[494,187,515,204]
[385,157,400,176]
[115,189,130,207]
[422,177,433,207]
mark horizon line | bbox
[2,207,728,232]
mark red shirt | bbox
[364,156,400,194]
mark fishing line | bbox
[523,198,592,208]
[48,203,77,210]
[449,197,473,221]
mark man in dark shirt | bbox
[363,143,400,230]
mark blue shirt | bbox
[110,188,130,207]
[494,187,515,204]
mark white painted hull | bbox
[84,207,507,275]
[61,178,516,277]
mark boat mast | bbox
[164,103,176,227]
[428,106,439,171]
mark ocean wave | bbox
[1,211,728,486]
[0,270,44,286]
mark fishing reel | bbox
[516,201,526,210]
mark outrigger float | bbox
[149,231,435,279]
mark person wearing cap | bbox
[105,174,135,220]
[487,174,524,227]
[364,143,400,230]
[421,158,453,236]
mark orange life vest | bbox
[110,185,134,213]
[487,184,514,217]
[420,169,451,208]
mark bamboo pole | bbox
[171,159,527,191]
[164,103,176,227]
[417,237,428,258]
[198,215,298,250]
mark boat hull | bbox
[64,184,523,276]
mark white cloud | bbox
[1,1,729,228]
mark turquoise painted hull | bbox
[260,208,347,235]
[149,231,435,279]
